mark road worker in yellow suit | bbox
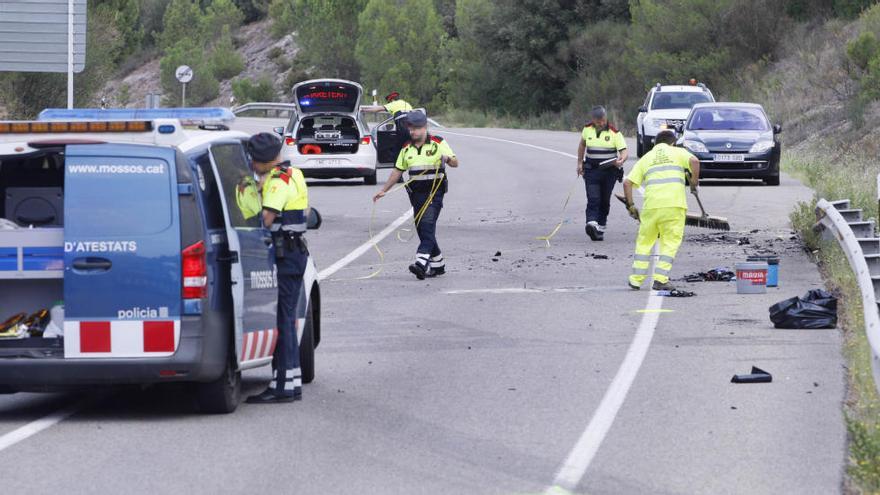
[622,129,700,292]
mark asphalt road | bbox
[0,128,847,494]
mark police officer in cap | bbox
[245,132,310,404]
[577,105,628,241]
[362,91,414,118]
[373,111,459,279]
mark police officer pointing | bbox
[373,111,459,280]
[577,106,628,241]
[245,133,310,404]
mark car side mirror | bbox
[638,106,648,113]
[307,208,322,230]
[773,124,782,134]
[273,126,285,135]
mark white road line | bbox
[547,291,664,493]
[318,208,414,280]
[443,130,664,493]
[442,130,579,159]
[0,208,415,454]
[0,397,91,452]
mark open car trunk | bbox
[295,115,360,155]
[0,149,66,357]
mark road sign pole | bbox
[67,0,74,109]
[181,82,186,108]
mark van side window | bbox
[210,143,262,229]
[192,152,226,231]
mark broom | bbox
[688,189,730,231]
[614,193,730,231]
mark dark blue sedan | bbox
[680,103,782,186]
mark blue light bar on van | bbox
[37,108,235,124]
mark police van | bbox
[0,108,322,413]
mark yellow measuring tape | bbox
[536,176,581,247]
[331,160,445,281]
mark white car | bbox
[236,79,379,185]
[636,82,714,157]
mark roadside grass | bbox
[435,107,578,131]
[786,150,880,493]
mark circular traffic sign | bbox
[175,65,193,83]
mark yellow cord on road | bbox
[536,176,581,247]
[332,160,445,281]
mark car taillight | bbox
[285,137,296,145]
[361,136,371,145]
[182,241,207,299]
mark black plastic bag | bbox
[769,289,837,329]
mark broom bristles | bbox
[686,214,731,231]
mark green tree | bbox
[627,0,787,93]
[269,0,366,80]
[205,0,245,40]
[234,0,271,21]
[232,76,277,103]
[155,0,206,50]
[356,0,446,109]
[211,25,246,79]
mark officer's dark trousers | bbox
[584,165,619,227]
[409,189,444,263]
[272,271,303,397]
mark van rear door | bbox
[63,144,181,358]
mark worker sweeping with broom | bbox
[623,129,700,292]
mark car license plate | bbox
[714,154,744,162]
[316,159,344,166]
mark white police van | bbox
[0,108,322,413]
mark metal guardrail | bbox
[815,198,880,395]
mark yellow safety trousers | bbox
[629,207,687,285]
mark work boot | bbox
[425,266,445,277]
[628,281,641,291]
[585,222,600,241]
[245,388,300,404]
[409,262,428,280]
[652,280,676,292]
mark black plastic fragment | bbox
[731,366,772,383]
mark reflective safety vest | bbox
[261,161,309,232]
[581,123,626,165]
[625,143,694,210]
[384,99,413,117]
[235,175,261,220]
[395,135,455,192]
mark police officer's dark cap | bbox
[406,111,428,127]
[591,106,607,119]
[385,91,400,102]
[247,132,282,163]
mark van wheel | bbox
[195,350,241,414]
[636,136,644,158]
[300,301,315,384]
[764,174,780,186]
[364,170,377,185]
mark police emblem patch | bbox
[605,136,610,141]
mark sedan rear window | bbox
[651,92,713,110]
[688,107,769,131]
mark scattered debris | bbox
[679,268,735,282]
[737,237,750,245]
[592,254,609,260]
[731,366,772,383]
[769,289,837,329]
[656,289,696,297]
[494,251,502,257]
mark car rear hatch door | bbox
[294,80,362,115]
[63,143,181,358]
